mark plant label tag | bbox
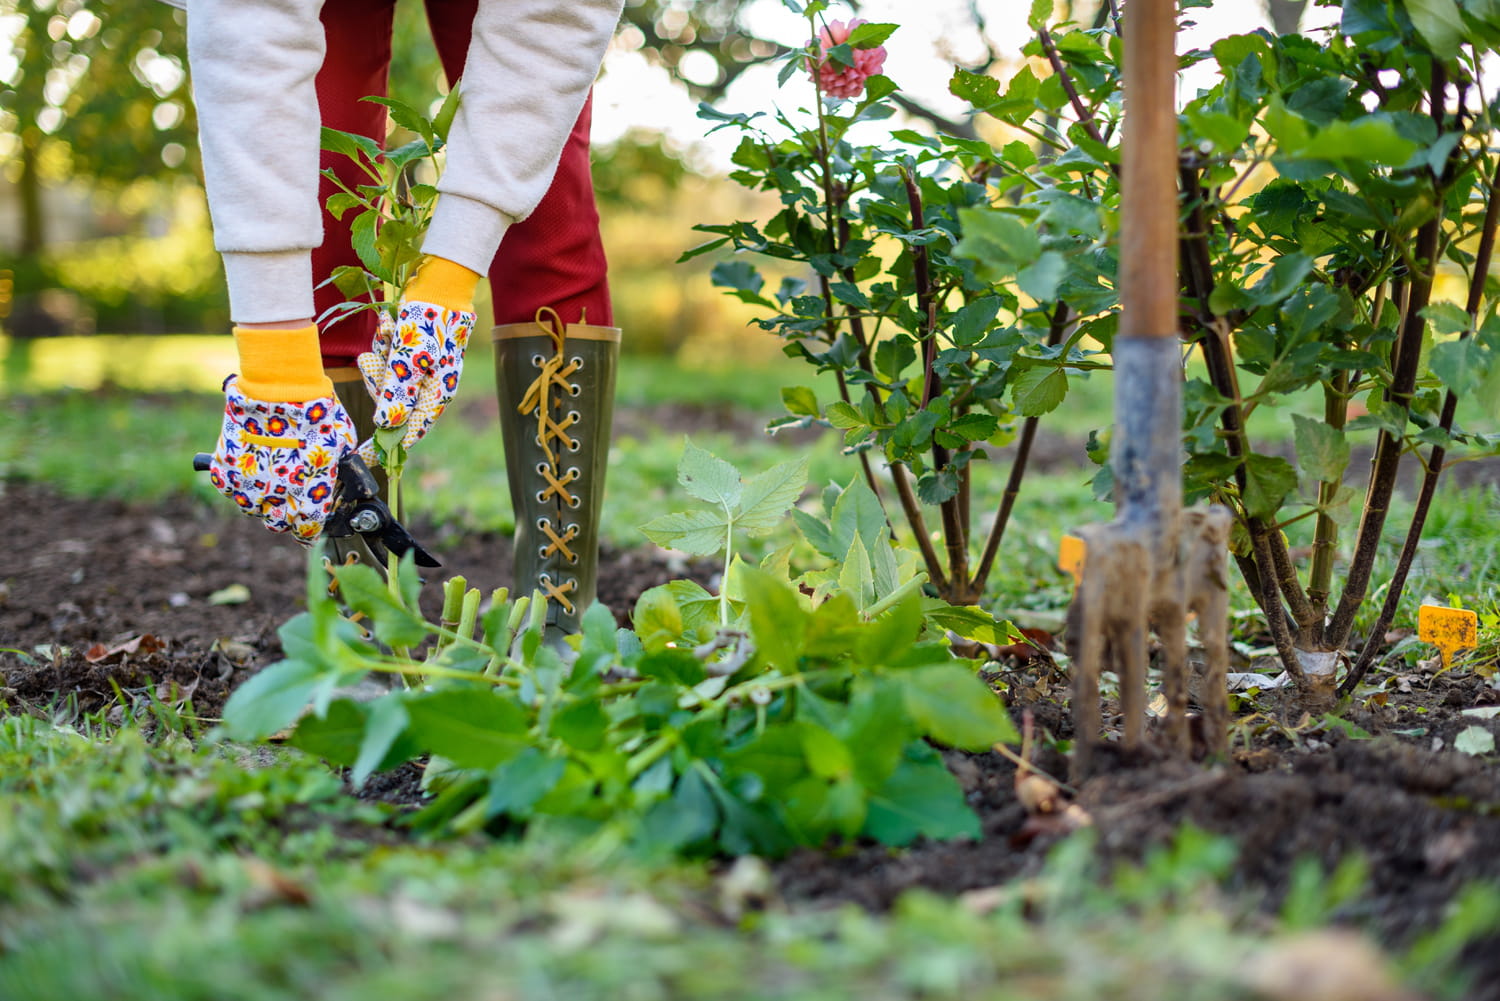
[1418,604,1478,670]
[1058,535,1086,585]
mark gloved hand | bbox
[208,325,358,543]
[356,299,475,462]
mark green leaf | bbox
[487,748,566,818]
[1028,0,1053,29]
[1247,252,1313,308]
[678,439,743,509]
[1291,118,1419,164]
[737,456,809,534]
[740,567,809,671]
[728,726,809,790]
[349,209,385,280]
[1242,453,1299,520]
[220,658,325,741]
[954,207,1041,275]
[361,95,434,145]
[799,723,855,780]
[845,21,897,48]
[640,509,728,556]
[1185,107,1250,153]
[1017,250,1066,302]
[782,385,820,416]
[1406,0,1465,58]
[951,297,1002,346]
[825,400,866,429]
[352,696,412,786]
[861,744,980,845]
[550,698,610,752]
[1291,414,1351,484]
[710,260,765,298]
[949,413,1000,441]
[901,664,1018,750]
[431,83,462,143]
[404,689,530,770]
[332,562,429,648]
[1423,301,1472,337]
[640,769,718,850]
[1011,366,1069,416]
[838,531,877,611]
[286,698,366,766]
[1430,338,1486,397]
[829,476,887,557]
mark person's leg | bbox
[425,0,611,325]
[314,0,397,370]
[428,0,617,638]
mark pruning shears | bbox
[192,451,441,567]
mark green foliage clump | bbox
[221,444,1017,855]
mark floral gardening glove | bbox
[356,299,474,463]
[208,325,358,544]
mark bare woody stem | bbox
[1339,158,1500,694]
[1038,25,1108,147]
[902,167,970,598]
[893,461,948,593]
[1325,63,1451,652]
[1179,167,1316,646]
[1305,369,1349,620]
[971,302,1071,595]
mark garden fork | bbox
[1067,0,1232,780]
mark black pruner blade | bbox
[323,453,442,568]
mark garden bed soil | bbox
[4,478,1500,997]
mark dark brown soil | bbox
[4,477,1500,996]
[0,479,714,720]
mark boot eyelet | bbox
[568,495,582,509]
[534,434,544,447]
[570,356,583,369]
[568,383,581,397]
[537,517,550,530]
[535,491,549,503]
[538,545,550,558]
[531,354,545,367]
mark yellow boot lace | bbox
[516,307,583,614]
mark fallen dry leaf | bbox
[241,857,313,909]
[83,634,166,664]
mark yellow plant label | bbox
[1058,535,1086,585]
[1417,604,1478,670]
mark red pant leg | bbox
[313,0,396,368]
[425,0,612,327]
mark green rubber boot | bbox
[494,309,620,638]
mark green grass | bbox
[0,713,1489,1001]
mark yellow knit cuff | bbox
[232,325,335,402]
[405,255,481,313]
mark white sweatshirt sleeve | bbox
[186,0,325,323]
[421,0,624,274]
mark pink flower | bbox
[808,18,888,100]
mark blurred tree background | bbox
[1,0,1307,355]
